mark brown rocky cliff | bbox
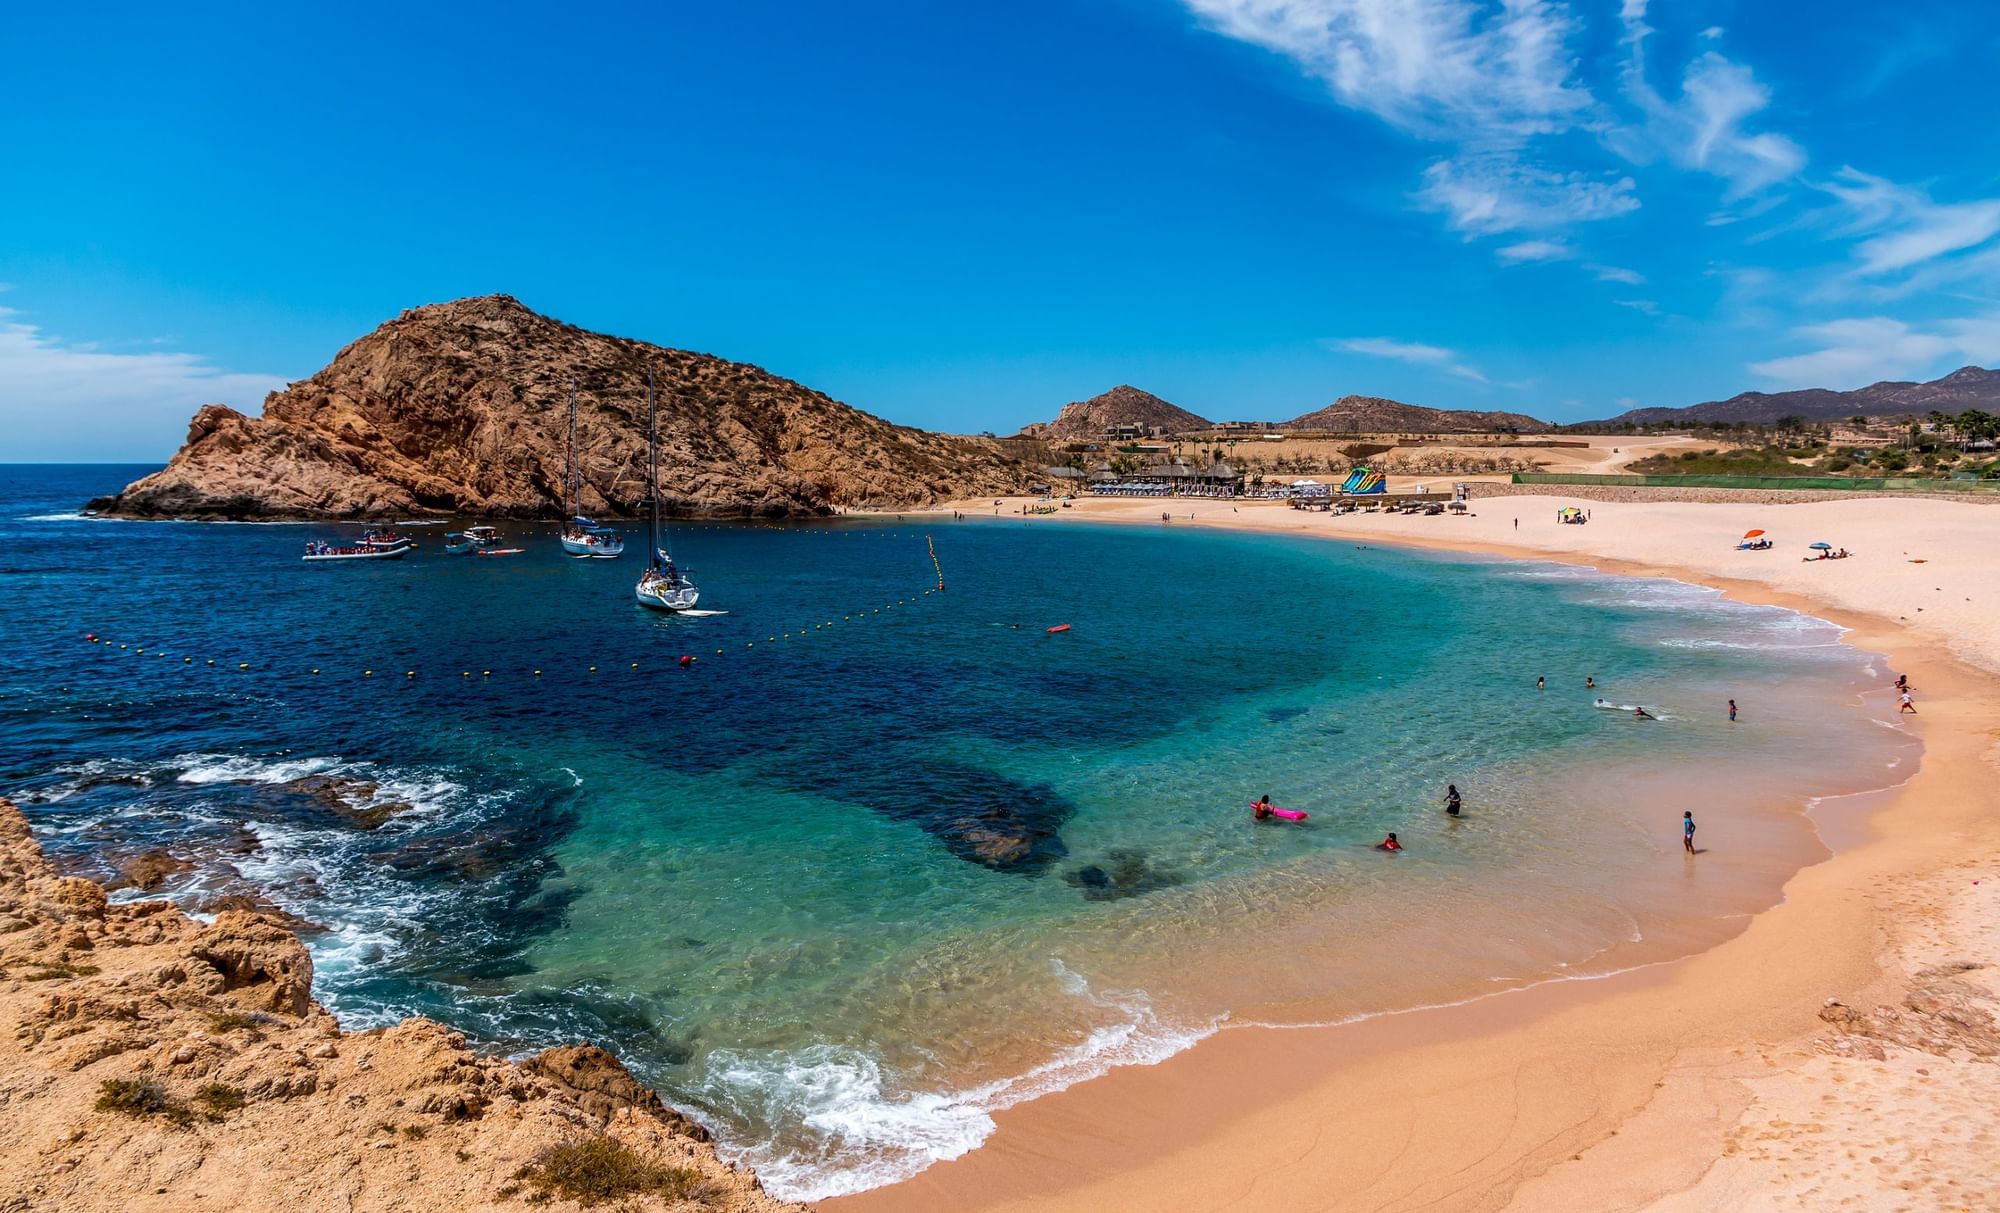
[92,295,1027,519]
[0,797,807,1213]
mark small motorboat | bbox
[444,526,501,554]
[355,529,414,551]
[302,541,409,562]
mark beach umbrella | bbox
[1810,541,1833,550]
[1743,529,1764,538]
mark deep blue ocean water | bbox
[0,465,1912,1198]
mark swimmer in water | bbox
[1252,795,1275,822]
[1536,675,1545,690]
[1586,676,1595,689]
[1376,832,1403,852]
[1634,706,1655,720]
[1444,785,1462,817]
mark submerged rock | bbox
[1065,849,1185,901]
[103,849,194,892]
[267,774,410,830]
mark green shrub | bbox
[24,961,100,980]
[95,1079,195,1128]
[194,1084,246,1119]
[511,1137,707,1207]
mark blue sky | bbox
[4,0,1999,459]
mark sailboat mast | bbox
[647,369,660,571]
[566,380,579,520]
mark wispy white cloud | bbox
[1179,0,1593,141]
[1495,238,1575,263]
[1819,168,2000,276]
[1329,335,1487,382]
[1614,299,1661,316]
[0,305,287,460]
[1614,5,1805,197]
[1588,263,1645,284]
[1418,156,1638,235]
[1747,313,2000,389]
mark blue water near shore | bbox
[0,466,1913,1198]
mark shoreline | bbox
[831,493,2000,1212]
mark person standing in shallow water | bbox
[1444,785,1462,817]
[1728,699,1738,722]
[1683,811,1697,854]
[1536,675,1545,690]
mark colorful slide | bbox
[1339,467,1386,494]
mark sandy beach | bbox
[831,492,2000,1212]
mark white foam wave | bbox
[697,962,1218,1202]
[175,753,341,785]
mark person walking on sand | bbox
[1899,691,1917,714]
[1682,811,1697,854]
[1728,699,1738,722]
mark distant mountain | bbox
[1027,385,1210,440]
[1283,395,1551,433]
[1601,366,2000,427]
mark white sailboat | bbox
[634,370,700,611]
[559,380,625,558]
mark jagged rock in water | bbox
[91,294,1029,519]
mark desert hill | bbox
[92,295,1028,519]
[1600,366,2000,427]
[1026,385,1210,441]
[1283,395,1550,433]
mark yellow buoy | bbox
[406,671,416,678]
[311,668,320,675]
[534,669,541,676]
[237,663,248,669]
[364,670,373,676]
[588,665,597,672]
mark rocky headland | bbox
[0,797,806,1212]
[90,295,1028,520]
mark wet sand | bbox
[832,494,2000,1212]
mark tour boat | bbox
[302,541,409,562]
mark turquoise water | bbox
[0,466,1913,1198]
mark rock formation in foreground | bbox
[1283,395,1550,433]
[91,295,1027,519]
[0,798,806,1213]
[1023,385,1212,440]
